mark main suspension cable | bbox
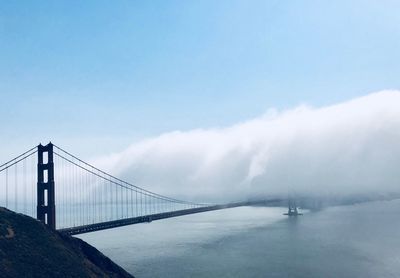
[0,150,37,173]
[53,144,207,206]
[0,146,37,169]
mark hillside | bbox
[0,207,133,277]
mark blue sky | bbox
[1,0,399,157]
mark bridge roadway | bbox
[59,199,283,235]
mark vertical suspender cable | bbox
[126,186,129,218]
[115,181,118,220]
[23,158,27,214]
[15,164,18,212]
[109,179,112,221]
[131,188,133,218]
[5,168,8,208]
[135,190,138,217]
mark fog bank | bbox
[96,91,400,202]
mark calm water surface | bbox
[79,200,400,278]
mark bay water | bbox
[79,199,400,277]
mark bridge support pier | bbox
[37,143,56,229]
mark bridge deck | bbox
[59,199,282,235]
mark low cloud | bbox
[96,90,400,202]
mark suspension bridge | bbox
[0,143,282,235]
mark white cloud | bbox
[95,90,400,202]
